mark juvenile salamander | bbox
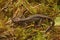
[12,14,55,33]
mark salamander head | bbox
[12,17,21,22]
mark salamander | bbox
[12,14,55,33]
[12,14,53,23]
[6,14,55,33]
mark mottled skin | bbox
[12,14,55,33]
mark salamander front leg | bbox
[34,19,43,28]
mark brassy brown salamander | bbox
[12,14,55,33]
